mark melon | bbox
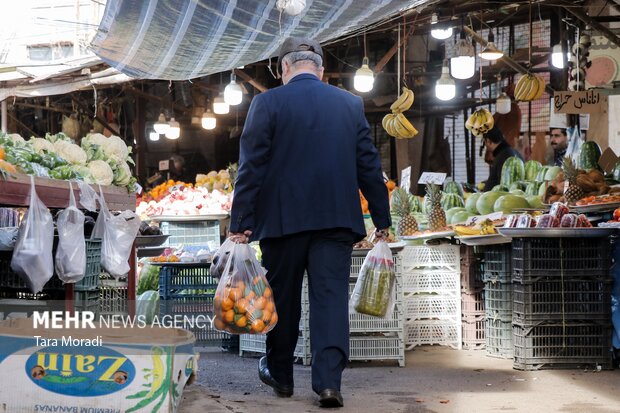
[477,191,508,215]
[446,207,467,224]
[441,192,465,210]
[465,192,482,214]
[527,195,544,209]
[493,194,530,214]
[451,210,474,224]
[443,180,464,197]
[544,166,562,181]
[137,290,159,324]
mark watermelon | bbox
[525,181,541,196]
[579,141,602,171]
[524,160,543,181]
[465,192,482,214]
[544,166,562,181]
[509,181,527,192]
[137,290,159,324]
[492,184,509,192]
[538,181,548,197]
[536,166,549,181]
[613,160,620,182]
[446,207,467,224]
[477,191,508,215]
[441,192,464,210]
[510,189,526,196]
[443,180,464,197]
[451,210,474,224]
[493,194,530,214]
[411,195,423,213]
[527,195,544,209]
[500,156,525,187]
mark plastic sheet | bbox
[91,0,426,80]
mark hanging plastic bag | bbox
[101,212,141,279]
[565,126,583,163]
[90,186,110,240]
[350,241,396,318]
[210,238,235,279]
[213,242,278,335]
[55,182,86,283]
[77,180,99,212]
[10,176,55,293]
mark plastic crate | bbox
[404,295,460,321]
[485,318,514,359]
[404,319,462,350]
[513,321,613,370]
[159,264,217,299]
[400,245,460,271]
[100,280,128,315]
[511,237,612,283]
[73,289,100,315]
[484,281,513,321]
[160,220,221,247]
[349,308,402,333]
[462,317,485,350]
[349,335,405,366]
[239,332,312,366]
[75,239,102,291]
[0,250,64,291]
[461,262,484,293]
[483,244,512,274]
[401,270,460,295]
[512,278,612,325]
[461,289,484,321]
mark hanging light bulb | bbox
[496,92,511,114]
[551,43,569,69]
[354,57,374,93]
[213,94,230,114]
[450,33,476,79]
[224,73,243,106]
[201,109,216,130]
[153,112,169,134]
[435,59,456,101]
[149,131,160,142]
[165,118,180,140]
[479,30,504,60]
[430,13,453,40]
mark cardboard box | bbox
[0,318,197,413]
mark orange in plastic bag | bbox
[213,242,278,334]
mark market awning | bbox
[91,0,430,80]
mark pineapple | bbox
[391,188,418,236]
[426,183,446,231]
[562,156,584,204]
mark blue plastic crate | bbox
[159,264,217,299]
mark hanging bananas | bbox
[514,74,546,101]
[465,108,494,138]
[383,87,418,139]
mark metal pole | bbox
[1,100,7,132]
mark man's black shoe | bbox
[258,357,293,397]
[318,389,344,408]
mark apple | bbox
[613,207,620,221]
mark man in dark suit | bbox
[229,37,391,408]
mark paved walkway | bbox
[178,347,620,413]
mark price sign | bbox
[400,166,411,193]
[133,182,143,195]
[159,160,170,171]
[465,211,503,226]
[418,172,447,185]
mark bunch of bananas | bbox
[454,219,497,236]
[514,74,546,101]
[465,108,494,137]
[382,87,418,139]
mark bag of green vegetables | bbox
[350,241,395,318]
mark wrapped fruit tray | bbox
[570,202,620,213]
[498,227,615,238]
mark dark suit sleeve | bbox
[229,95,272,233]
[355,97,391,230]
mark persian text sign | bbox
[553,90,607,114]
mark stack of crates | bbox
[460,245,485,350]
[401,244,462,350]
[483,244,514,359]
[73,240,103,315]
[511,237,613,370]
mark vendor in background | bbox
[482,126,523,191]
[549,128,568,166]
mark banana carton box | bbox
[0,318,197,413]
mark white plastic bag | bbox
[55,182,86,283]
[10,177,55,293]
[78,180,99,212]
[90,185,110,240]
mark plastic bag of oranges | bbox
[213,242,278,334]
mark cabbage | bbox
[101,135,129,163]
[53,140,87,165]
[87,160,114,186]
[29,137,55,154]
[111,160,132,187]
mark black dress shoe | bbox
[319,389,344,408]
[258,356,293,397]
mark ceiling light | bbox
[224,73,243,106]
[201,109,216,130]
[149,131,160,141]
[551,43,569,69]
[479,30,504,60]
[213,94,230,114]
[354,57,374,93]
[450,33,476,79]
[153,112,169,134]
[431,27,453,40]
[435,59,456,101]
[430,13,439,25]
[165,118,180,139]
[496,92,511,114]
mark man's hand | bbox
[374,228,390,240]
[229,230,252,244]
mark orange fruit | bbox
[253,296,266,310]
[214,318,226,331]
[228,288,242,301]
[235,280,245,291]
[234,298,248,314]
[251,319,265,333]
[245,290,256,301]
[214,295,222,309]
[270,312,278,325]
[386,180,396,190]
[247,308,263,321]
[252,277,261,285]
[224,309,235,323]
[221,297,234,311]
[263,287,272,298]
[265,300,275,313]
[261,310,272,324]
[235,316,247,328]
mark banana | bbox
[527,76,540,101]
[454,225,483,236]
[514,75,528,100]
[534,75,546,100]
[390,88,411,112]
[386,116,399,138]
[399,88,414,112]
[395,113,417,137]
[382,113,394,132]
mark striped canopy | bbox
[91,0,428,80]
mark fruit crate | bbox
[483,243,512,274]
[485,318,514,359]
[349,334,405,367]
[404,294,460,322]
[74,239,103,291]
[460,246,483,293]
[239,331,312,366]
[100,279,128,316]
[512,278,612,325]
[73,289,100,315]
[511,237,612,283]
[400,245,460,272]
[404,319,462,350]
[158,264,217,299]
[461,289,484,322]
[462,317,485,350]
[513,321,613,370]
[484,281,513,321]
[159,219,221,248]
[401,270,460,295]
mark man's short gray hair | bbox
[282,50,323,69]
